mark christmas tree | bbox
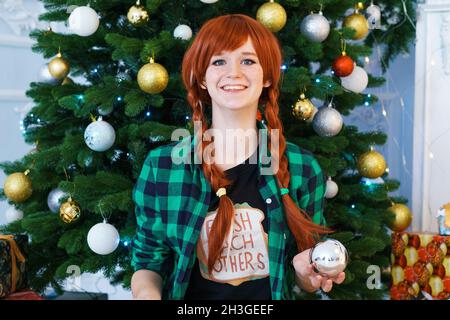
[0,0,416,299]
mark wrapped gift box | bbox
[3,290,44,300]
[0,234,28,298]
[391,232,450,300]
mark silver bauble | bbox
[310,239,348,278]
[312,106,343,137]
[116,71,132,83]
[47,188,69,213]
[300,12,330,43]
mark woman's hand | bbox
[292,248,345,293]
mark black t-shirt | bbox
[185,145,272,300]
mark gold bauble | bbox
[356,2,365,10]
[343,13,369,40]
[127,2,149,26]
[388,203,413,232]
[404,246,418,267]
[59,197,81,224]
[256,1,287,33]
[429,275,444,297]
[48,53,70,80]
[3,170,32,203]
[292,95,315,120]
[357,150,387,179]
[137,59,169,94]
[391,265,404,285]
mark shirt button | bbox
[266,198,272,204]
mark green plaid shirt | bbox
[131,120,326,300]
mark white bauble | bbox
[366,4,381,29]
[173,24,193,41]
[84,117,116,152]
[68,6,100,37]
[200,0,218,3]
[87,221,120,255]
[325,178,339,199]
[340,65,368,93]
[300,12,330,43]
[5,207,24,224]
[47,188,68,213]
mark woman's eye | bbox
[242,59,256,65]
[211,59,256,66]
[212,59,225,66]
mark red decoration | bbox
[256,109,262,121]
[4,290,44,300]
[332,54,354,77]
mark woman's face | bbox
[202,37,271,112]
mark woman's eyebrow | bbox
[212,51,257,57]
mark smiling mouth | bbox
[220,85,248,92]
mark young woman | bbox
[130,14,345,300]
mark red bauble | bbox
[332,54,354,77]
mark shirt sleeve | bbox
[297,155,327,226]
[130,152,172,281]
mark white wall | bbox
[412,0,450,233]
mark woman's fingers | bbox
[333,272,346,284]
[321,279,333,292]
[312,274,323,288]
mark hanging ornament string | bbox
[98,201,112,223]
[63,167,76,198]
[340,37,346,55]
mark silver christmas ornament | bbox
[116,71,131,84]
[84,116,116,152]
[312,105,343,137]
[300,12,330,43]
[310,239,348,277]
[47,188,69,213]
[325,178,339,199]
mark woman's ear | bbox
[200,80,207,90]
[263,80,272,88]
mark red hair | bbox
[181,14,329,275]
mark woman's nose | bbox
[226,61,243,78]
